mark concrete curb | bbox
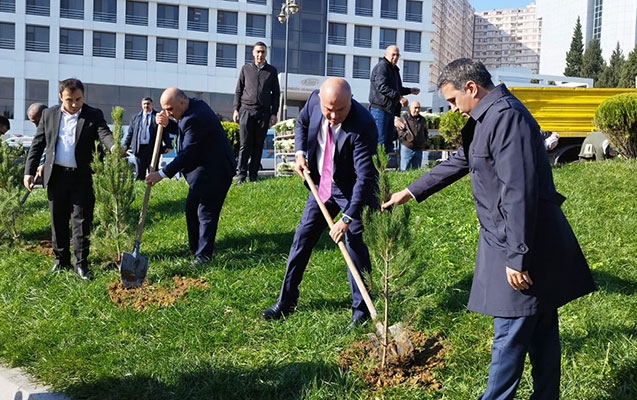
[0,366,72,400]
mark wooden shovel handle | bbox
[302,169,378,320]
[135,123,164,243]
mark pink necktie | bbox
[317,124,333,203]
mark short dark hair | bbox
[142,97,153,103]
[27,103,47,119]
[437,58,494,90]
[59,78,84,94]
[253,41,267,49]
[0,116,9,130]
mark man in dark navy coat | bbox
[383,59,595,399]
[146,88,236,265]
[262,78,379,331]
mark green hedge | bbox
[594,93,637,158]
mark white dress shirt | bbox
[55,108,81,168]
[296,118,341,183]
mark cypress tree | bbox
[618,45,637,88]
[598,43,625,88]
[581,38,605,86]
[564,17,584,77]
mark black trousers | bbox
[47,166,95,270]
[134,144,152,181]
[185,184,230,259]
[237,109,268,181]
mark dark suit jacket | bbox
[295,90,378,219]
[407,84,595,317]
[369,57,412,115]
[162,98,236,197]
[123,109,174,155]
[25,104,115,186]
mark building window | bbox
[25,79,48,117]
[157,4,179,29]
[355,0,373,17]
[353,56,370,79]
[93,31,115,57]
[247,0,266,4]
[26,0,49,16]
[592,0,602,40]
[60,0,83,19]
[124,34,147,60]
[187,40,208,66]
[328,23,346,46]
[217,10,238,35]
[126,1,148,26]
[188,8,208,32]
[216,43,236,68]
[403,60,419,83]
[60,28,83,55]
[0,77,14,119]
[379,28,396,49]
[327,53,345,77]
[329,0,347,14]
[0,0,15,13]
[244,45,253,64]
[156,37,177,63]
[404,30,421,53]
[406,0,422,22]
[25,25,49,53]
[246,14,266,37]
[380,0,397,19]
[354,25,372,48]
[94,0,116,23]
[0,22,15,50]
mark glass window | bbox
[403,60,419,83]
[125,0,148,26]
[328,23,346,46]
[125,34,147,60]
[0,77,14,119]
[157,4,179,29]
[156,37,177,63]
[355,0,373,17]
[25,79,48,118]
[187,40,208,66]
[353,56,370,79]
[60,0,83,19]
[60,28,83,55]
[246,14,266,37]
[380,0,397,19]
[354,25,372,48]
[0,22,15,50]
[216,43,236,68]
[94,0,116,23]
[326,53,345,77]
[404,31,420,52]
[379,28,396,49]
[329,0,347,14]
[0,0,16,13]
[26,0,49,16]
[25,25,49,53]
[188,7,208,32]
[93,31,115,58]
[217,10,238,35]
[244,45,253,64]
[406,0,422,22]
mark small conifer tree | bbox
[618,45,637,88]
[0,141,25,240]
[91,106,136,265]
[564,17,584,77]
[581,38,605,86]
[598,43,625,88]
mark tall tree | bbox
[564,17,584,77]
[598,43,625,88]
[618,45,637,88]
[582,38,605,86]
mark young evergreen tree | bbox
[618,45,637,88]
[582,38,605,86]
[598,43,625,88]
[0,141,25,240]
[564,17,584,77]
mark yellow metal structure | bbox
[509,87,637,138]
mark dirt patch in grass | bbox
[22,240,54,257]
[338,330,446,389]
[108,276,210,311]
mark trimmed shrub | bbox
[221,121,240,158]
[438,111,467,149]
[594,93,637,158]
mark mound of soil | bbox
[22,240,54,257]
[108,276,210,311]
[338,330,446,388]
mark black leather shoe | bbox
[235,178,246,186]
[189,255,211,268]
[262,302,296,320]
[344,314,370,334]
[73,265,90,281]
[50,262,71,273]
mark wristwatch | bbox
[341,215,352,224]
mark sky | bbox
[469,0,534,12]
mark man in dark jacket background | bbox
[395,100,428,170]
[382,59,595,399]
[369,45,419,155]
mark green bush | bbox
[221,121,240,158]
[421,112,441,129]
[0,140,25,240]
[594,93,637,158]
[438,111,467,149]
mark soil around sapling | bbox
[108,276,210,311]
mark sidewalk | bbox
[0,365,72,400]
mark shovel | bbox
[302,169,413,362]
[120,124,165,289]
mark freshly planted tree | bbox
[598,43,625,88]
[439,110,468,149]
[564,17,584,77]
[91,106,136,265]
[0,141,25,240]
[582,38,605,86]
[594,93,637,158]
[618,45,637,88]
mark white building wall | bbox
[599,0,637,61]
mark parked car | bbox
[261,129,275,170]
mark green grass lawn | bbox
[0,160,635,399]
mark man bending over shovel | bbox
[262,78,379,332]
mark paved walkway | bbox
[0,365,72,400]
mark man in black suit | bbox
[24,78,115,280]
[123,97,173,180]
[261,78,379,331]
[146,88,235,266]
